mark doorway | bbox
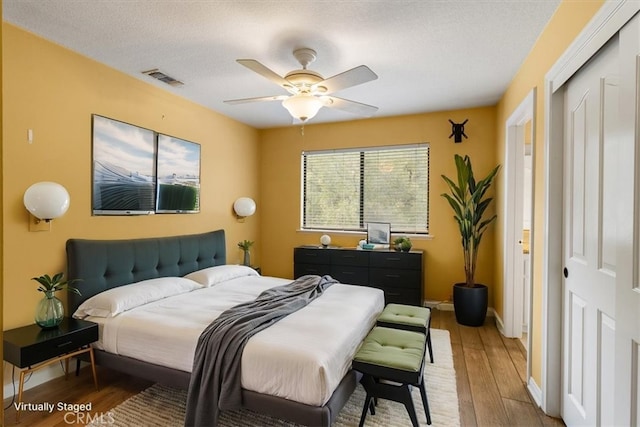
[503,89,535,351]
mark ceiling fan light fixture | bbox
[282,94,323,122]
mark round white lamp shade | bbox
[320,234,331,247]
[282,94,323,122]
[23,182,70,220]
[233,197,256,218]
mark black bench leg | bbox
[419,380,431,425]
[427,330,434,363]
[400,386,420,427]
[359,393,373,427]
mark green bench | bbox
[376,303,434,363]
[353,326,431,427]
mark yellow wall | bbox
[2,23,261,330]
[259,107,498,305]
[494,0,604,385]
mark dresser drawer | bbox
[370,268,421,288]
[331,265,369,286]
[294,263,331,278]
[330,250,369,267]
[294,247,332,265]
[382,287,422,306]
[370,251,422,270]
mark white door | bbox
[562,35,619,426]
[614,13,640,426]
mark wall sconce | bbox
[233,197,256,221]
[23,182,70,231]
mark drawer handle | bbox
[387,292,401,296]
[57,341,74,348]
[341,271,354,275]
[385,274,401,278]
[386,257,401,261]
[342,255,355,258]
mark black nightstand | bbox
[3,318,99,421]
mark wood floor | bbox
[430,309,564,426]
[3,309,565,426]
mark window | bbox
[302,144,429,234]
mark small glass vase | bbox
[243,250,251,267]
[35,291,64,329]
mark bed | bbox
[66,229,385,426]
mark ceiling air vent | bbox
[142,69,184,87]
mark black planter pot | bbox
[453,283,488,327]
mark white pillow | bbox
[184,264,259,287]
[73,277,201,319]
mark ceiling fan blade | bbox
[224,95,288,105]
[323,96,378,117]
[314,65,378,94]
[236,59,295,92]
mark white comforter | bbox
[86,275,384,406]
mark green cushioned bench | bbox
[377,303,434,363]
[353,327,431,427]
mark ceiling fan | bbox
[224,48,379,123]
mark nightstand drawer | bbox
[4,318,98,368]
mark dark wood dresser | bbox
[293,246,424,306]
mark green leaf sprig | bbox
[237,240,254,251]
[31,272,81,295]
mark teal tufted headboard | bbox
[66,229,226,313]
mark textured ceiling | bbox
[3,0,561,129]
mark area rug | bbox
[92,329,459,427]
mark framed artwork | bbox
[367,222,391,244]
[156,134,201,213]
[92,115,156,215]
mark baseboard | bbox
[528,376,543,407]
[494,312,506,335]
[424,300,454,310]
[423,300,495,317]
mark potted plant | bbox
[237,240,254,266]
[441,154,500,326]
[31,272,81,329]
[393,237,413,252]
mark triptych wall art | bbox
[92,114,201,215]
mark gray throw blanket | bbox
[184,274,337,427]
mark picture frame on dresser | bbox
[367,222,391,244]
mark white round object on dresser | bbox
[320,234,331,247]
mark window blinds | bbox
[302,144,429,234]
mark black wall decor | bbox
[449,119,468,143]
